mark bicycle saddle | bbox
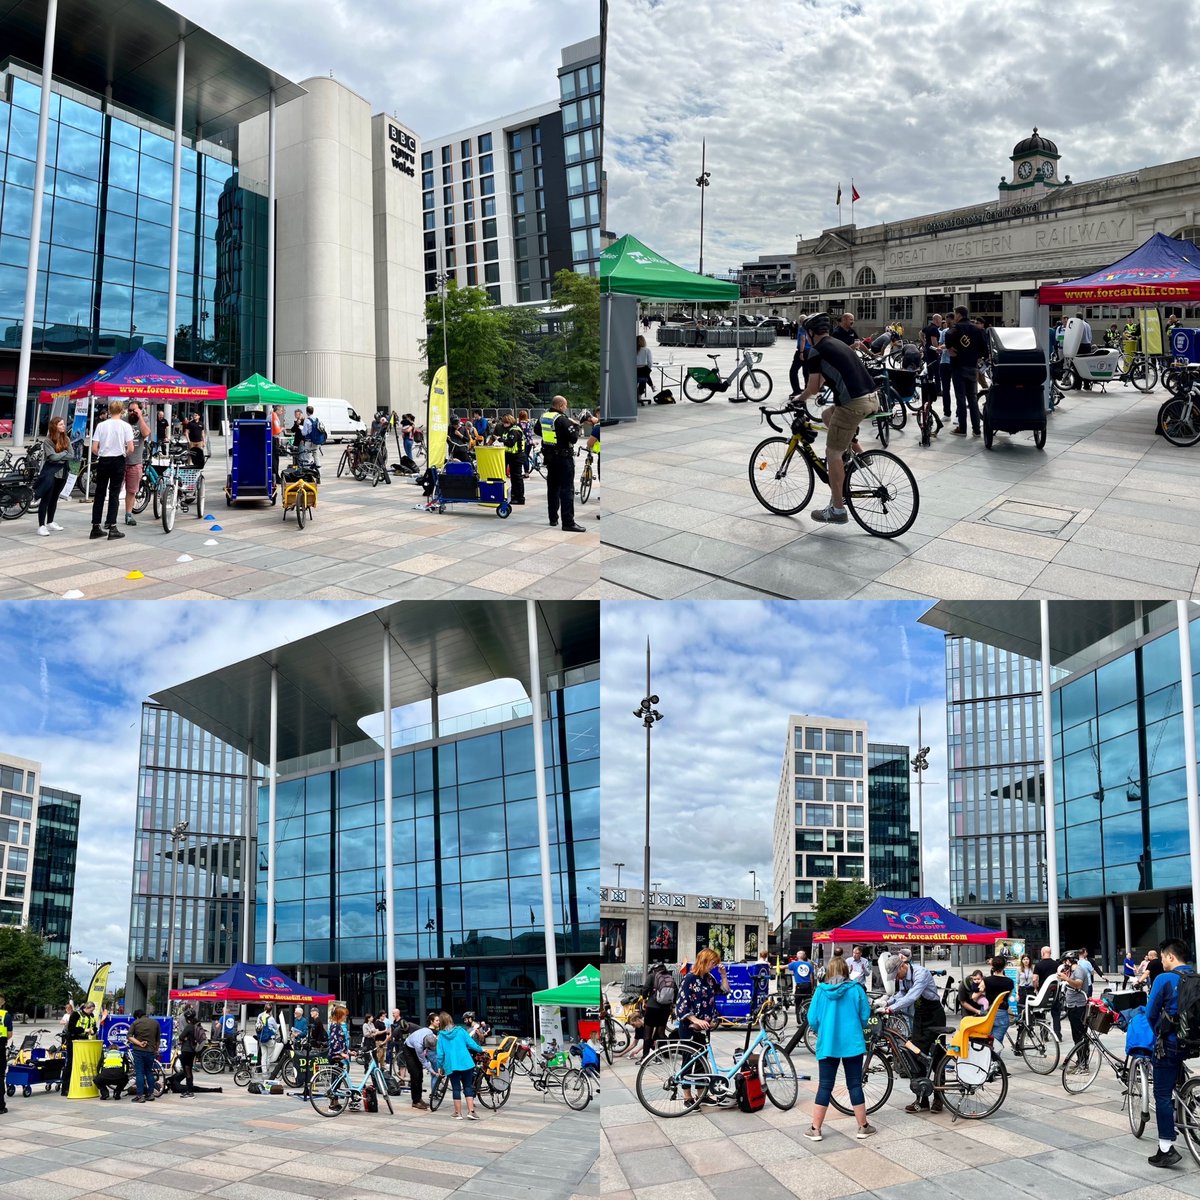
[706,353,721,362]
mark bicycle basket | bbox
[1085,1002,1116,1035]
[686,366,720,385]
[175,469,202,494]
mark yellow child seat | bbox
[483,1035,519,1076]
[946,990,1009,1060]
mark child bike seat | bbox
[946,991,1008,1060]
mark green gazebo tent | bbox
[223,373,308,407]
[531,963,601,1008]
[600,234,740,302]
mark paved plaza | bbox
[599,339,1200,600]
[0,437,601,600]
[601,1017,1200,1200]
[0,1054,596,1200]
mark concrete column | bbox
[1177,602,1200,945]
[1123,896,1132,963]
[266,89,276,376]
[13,0,59,448]
[382,623,396,1015]
[266,665,278,963]
[242,744,253,964]
[164,36,185,369]
[527,601,559,989]
[1040,600,1060,958]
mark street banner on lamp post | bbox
[427,365,448,469]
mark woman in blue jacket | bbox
[804,954,876,1140]
[435,1011,484,1121]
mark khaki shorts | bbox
[825,394,879,453]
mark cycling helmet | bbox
[803,312,833,336]
[462,1011,476,1023]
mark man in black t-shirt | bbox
[1032,945,1062,1037]
[946,305,987,436]
[791,313,880,524]
[921,314,943,367]
[829,311,864,349]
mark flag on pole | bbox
[530,907,536,925]
[836,183,842,206]
[426,365,448,469]
[87,961,111,1011]
[852,184,861,203]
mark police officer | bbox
[0,993,9,1113]
[62,1000,99,1098]
[539,395,585,532]
[498,413,526,506]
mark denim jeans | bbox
[131,1048,156,1097]
[951,366,980,432]
[815,1054,863,1107]
[1155,1049,1183,1142]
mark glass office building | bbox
[253,673,599,1028]
[559,36,601,275]
[29,783,81,960]
[866,742,917,898]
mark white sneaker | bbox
[37,525,49,536]
[47,522,64,531]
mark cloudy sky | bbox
[601,601,951,920]
[170,0,597,138]
[605,0,1200,273]
[0,601,525,992]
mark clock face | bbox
[1017,161,1033,180]
[1040,161,1055,179]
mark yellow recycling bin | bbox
[474,446,508,509]
[66,1039,102,1099]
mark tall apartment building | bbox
[0,752,80,958]
[420,37,599,307]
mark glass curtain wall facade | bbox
[29,784,80,959]
[0,756,37,927]
[1052,619,1200,915]
[866,742,916,897]
[946,636,1048,946]
[559,44,600,275]
[254,673,600,1031]
[128,704,259,1013]
[0,67,267,410]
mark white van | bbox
[306,398,367,443]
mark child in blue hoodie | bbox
[804,954,875,1141]
[435,1012,484,1121]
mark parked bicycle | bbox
[1126,1054,1200,1163]
[635,1023,798,1118]
[749,400,920,538]
[684,348,773,403]
[1115,349,1159,391]
[1061,1003,1138,1094]
[507,1044,591,1108]
[309,1048,395,1118]
[199,1032,253,1075]
[601,1003,631,1065]
[577,446,597,504]
[1009,994,1061,1074]
[1158,363,1200,447]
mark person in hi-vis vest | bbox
[539,396,585,532]
[62,1000,101,1097]
[0,993,9,1113]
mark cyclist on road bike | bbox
[790,312,880,525]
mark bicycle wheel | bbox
[1060,1039,1102,1094]
[844,449,919,538]
[281,1058,299,1088]
[510,1050,535,1079]
[635,1043,705,1118]
[132,476,152,515]
[579,467,593,505]
[151,1061,167,1098]
[803,1022,818,1056]
[296,493,306,528]
[683,374,716,403]
[561,1068,592,1110]
[873,414,890,449]
[233,1064,252,1087]
[829,1048,893,1116]
[1163,366,1186,396]
[199,1046,226,1075]
[1017,1020,1059,1075]
[603,1021,630,1064]
[309,1065,350,1118]
[195,475,205,519]
[161,480,177,533]
[757,1041,798,1111]
[763,1003,788,1035]
[428,1072,448,1112]
[1132,357,1159,392]
[888,396,907,431]
[740,368,773,403]
[0,486,30,520]
[937,1050,1008,1119]
[1127,1055,1151,1138]
[748,436,814,516]
[337,448,352,478]
[1159,397,1200,446]
[1177,1076,1200,1166]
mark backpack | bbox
[257,1016,278,1043]
[734,1067,765,1112]
[1171,971,1200,1058]
[193,1022,208,1047]
[308,416,328,446]
[654,971,677,1007]
[362,1083,378,1112]
[653,389,676,404]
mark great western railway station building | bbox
[752,131,1200,332]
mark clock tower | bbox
[998,128,1069,200]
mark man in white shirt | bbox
[848,946,871,987]
[90,399,134,540]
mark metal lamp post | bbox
[435,270,451,380]
[166,819,189,1011]
[910,716,930,900]
[696,140,711,276]
[613,862,625,888]
[749,869,759,900]
[634,641,663,972]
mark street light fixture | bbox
[166,819,189,1012]
[910,718,930,900]
[435,270,451,382]
[749,869,759,901]
[695,139,711,276]
[613,862,625,889]
[634,640,664,975]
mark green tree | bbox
[812,880,876,935]
[0,926,74,1014]
[537,271,599,408]
[421,281,532,410]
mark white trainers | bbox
[47,522,64,531]
[804,1126,823,1141]
[37,525,50,536]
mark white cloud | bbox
[601,601,952,919]
[605,0,1200,273]
[169,0,597,138]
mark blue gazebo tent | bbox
[813,895,1005,945]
